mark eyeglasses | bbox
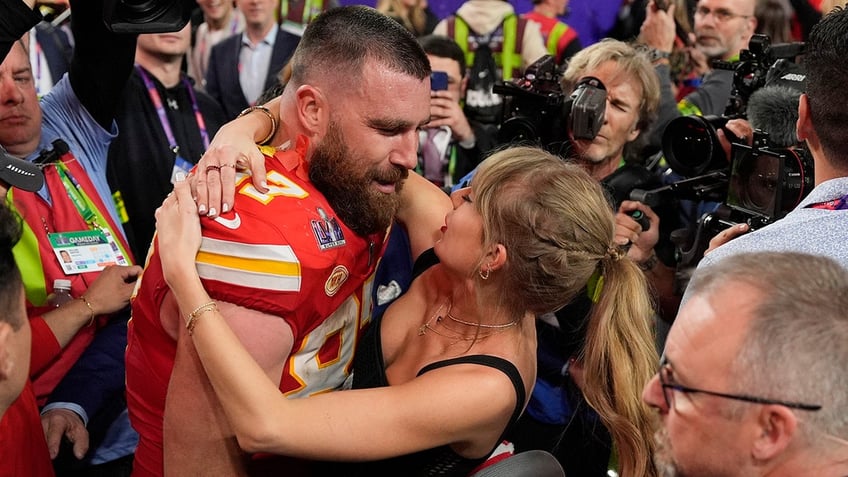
[658,357,822,411]
[694,6,752,22]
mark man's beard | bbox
[653,426,682,477]
[309,123,407,237]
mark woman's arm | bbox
[395,172,453,260]
[155,178,515,461]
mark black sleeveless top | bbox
[338,249,526,477]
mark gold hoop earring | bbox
[479,266,491,280]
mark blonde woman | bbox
[155,146,658,476]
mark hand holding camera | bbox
[615,201,661,263]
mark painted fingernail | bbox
[222,203,230,213]
[208,207,217,217]
[198,204,207,214]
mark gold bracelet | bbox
[79,295,96,327]
[186,301,218,336]
[237,105,278,146]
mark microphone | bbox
[746,85,801,148]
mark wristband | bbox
[238,105,278,146]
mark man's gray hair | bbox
[688,251,848,444]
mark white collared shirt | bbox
[238,26,278,105]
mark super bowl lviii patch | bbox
[311,207,346,250]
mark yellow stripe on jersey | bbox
[196,237,302,292]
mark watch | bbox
[649,48,671,64]
[638,251,660,272]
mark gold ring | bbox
[205,165,221,173]
[220,163,236,169]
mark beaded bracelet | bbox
[79,295,96,327]
[237,105,278,146]
[186,301,218,336]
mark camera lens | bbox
[662,115,728,177]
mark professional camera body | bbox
[494,55,607,157]
[632,34,814,268]
[103,0,194,33]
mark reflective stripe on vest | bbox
[547,22,569,57]
[450,14,523,80]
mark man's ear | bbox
[751,405,797,461]
[628,120,641,143]
[294,85,328,138]
[796,94,813,142]
[0,322,14,382]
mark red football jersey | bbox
[126,137,388,476]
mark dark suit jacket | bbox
[205,26,300,119]
[35,21,73,85]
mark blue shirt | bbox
[30,76,124,232]
[238,26,277,105]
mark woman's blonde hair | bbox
[471,146,659,476]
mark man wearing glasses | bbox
[642,251,848,477]
[637,0,757,149]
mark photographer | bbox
[417,34,498,189]
[683,6,848,302]
[639,0,758,151]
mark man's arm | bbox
[66,0,137,129]
[41,314,130,461]
[0,0,41,61]
[163,295,293,474]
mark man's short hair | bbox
[0,204,24,330]
[687,251,848,443]
[288,5,431,88]
[417,34,467,79]
[804,6,848,171]
[561,39,660,133]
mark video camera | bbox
[493,55,607,157]
[103,0,194,33]
[631,34,814,268]
[662,34,807,176]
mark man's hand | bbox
[41,408,89,460]
[716,118,754,163]
[426,91,474,144]
[83,264,143,316]
[687,43,710,75]
[638,0,676,53]
[615,200,660,263]
[704,222,750,255]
